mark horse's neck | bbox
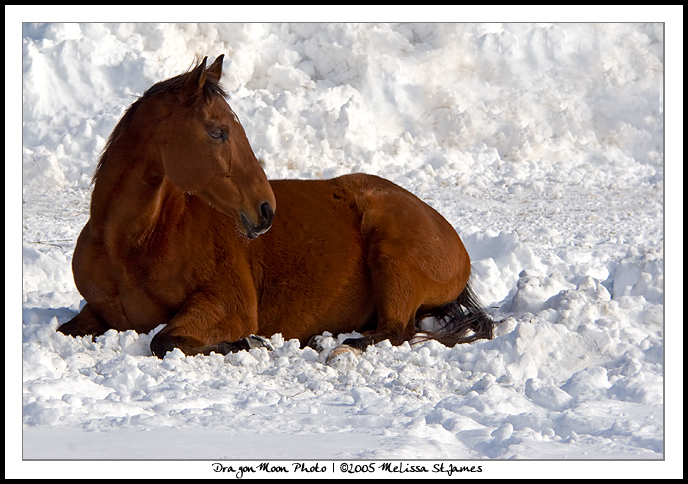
[90,150,187,247]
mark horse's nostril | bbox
[260,201,274,225]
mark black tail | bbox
[421,279,496,347]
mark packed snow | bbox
[11,14,682,478]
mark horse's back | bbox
[268,173,470,288]
[330,174,469,284]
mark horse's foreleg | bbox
[58,303,111,337]
[149,291,260,358]
[152,333,273,358]
[196,335,274,354]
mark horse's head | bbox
[150,55,276,239]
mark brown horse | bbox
[58,55,494,358]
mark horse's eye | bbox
[210,129,228,142]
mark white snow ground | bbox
[9,9,683,479]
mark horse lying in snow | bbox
[58,55,495,358]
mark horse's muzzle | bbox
[240,201,274,239]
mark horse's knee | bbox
[58,304,109,337]
[150,332,272,358]
[150,332,205,358]
[150,332,177,358]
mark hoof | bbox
[341,336,371,351]
[205,335,274,356]
[409,332,430,346]
[326,344,362,364]
[245,334,274,351]
[307,334,325,352]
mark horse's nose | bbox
[240,201,274,239]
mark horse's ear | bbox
[183,56,208,97]
[206,55,224,83]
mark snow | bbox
[10,7,683,479]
